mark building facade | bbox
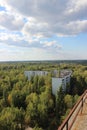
[24,71,48,80]
[52,70,72,95]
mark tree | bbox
[64,94,73,109]
[25,93,39,127]
[8,90,26,109]
[0,107,25,130]
[56,87,65,121]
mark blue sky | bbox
[0,0,87,61]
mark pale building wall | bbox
[52,78,62,95]
[24,71,48,80]
[52,74,71,95]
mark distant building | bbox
[24,71,48,80]
[52,70,72,95]
[24,70,72,96]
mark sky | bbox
[0,0,87,61]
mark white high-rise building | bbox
[52,70,72,95]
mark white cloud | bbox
[0,0,87,37]
[42,41,56,47]
[41,41,62,49]
[22,20,52,38]
[0,31,62,53]
[0,0,87,61]
[0,11,25,31]
[67,0,87,14]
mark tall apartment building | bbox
[52,70,72,95]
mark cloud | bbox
[0,11,25,31]
[41,41,62,50]
[0,30,62,54]
[0,0,87,61]
[1,0,87,37]
[67,0,87,17]
[0,0,87,39]
[22,20,53,38]
[3,0,68,21]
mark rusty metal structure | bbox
[58,90,87,130]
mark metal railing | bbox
[58,90,87,130]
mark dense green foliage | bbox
[0,61,87,130]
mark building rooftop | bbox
[53,69,72,78]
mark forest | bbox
[0,61,87,130]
